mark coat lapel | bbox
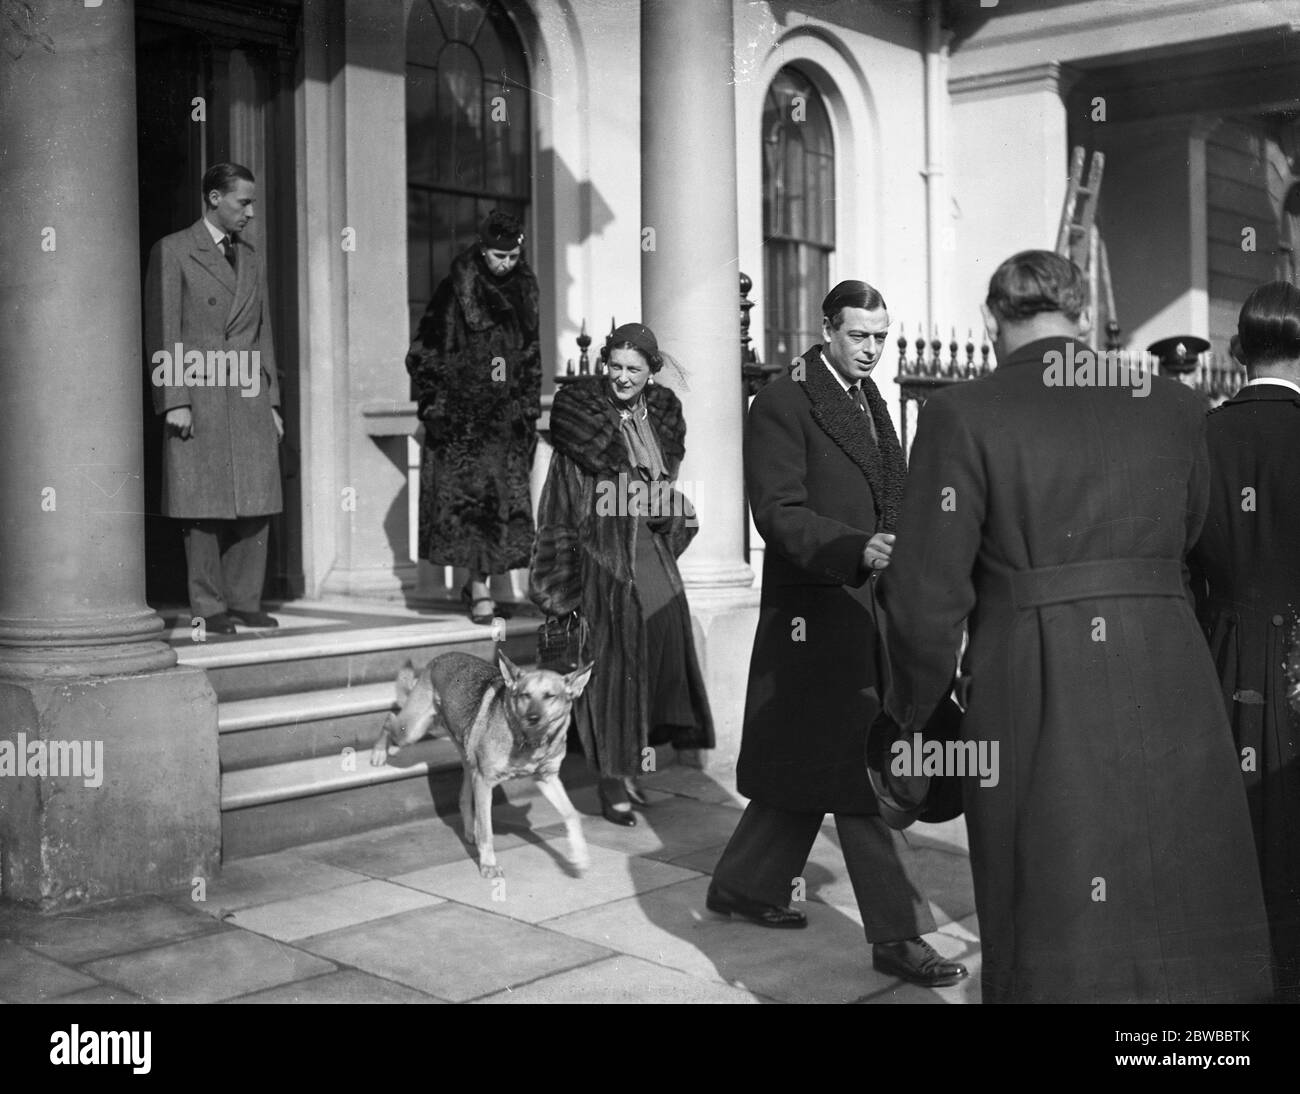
[227,233,258,329]
[795,344,907,532]
[188,219,237,294]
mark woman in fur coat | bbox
[530,323,714,824]
[406,210,541,622]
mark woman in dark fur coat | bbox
[530,323,714,824]
[406,211,541,623]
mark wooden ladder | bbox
[1057,146,1119,348]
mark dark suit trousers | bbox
[183,517,270,617]
[712,800,937,943]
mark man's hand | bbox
[165,407,193,440]
[862,532,895,573]
[272,407,284,441]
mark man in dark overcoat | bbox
[707,281,967,989]
[145,163,283,634]
[1189,280,1300,1001]
[877,250,1273,1003]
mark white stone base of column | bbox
[684,585,761,775]
[0,666,220,910]
[319,562,419,600]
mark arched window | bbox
[762,66,835,364]
[406,0,531,330]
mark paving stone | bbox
[297,903,610,1002]
[2,893,221,965]
[546,876,904,1003]
[796,831,976,929]
[226,969,444,1004]
[640,764,744,807]
[392,840,698,924]
[194,852,368,916]
[665,843,726,874]
[475,954,766,1004]
[225,879,443,941]
[82,930,335,1003]
[0,941,99,1002]
[44,985,147,1004]
[300,811,548,877]
[547,794,748,863]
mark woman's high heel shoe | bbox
[623,776,651,808]
[460,580,495,625]
[598,781,637,827]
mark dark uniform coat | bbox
[878,336,1273,1004]
[1189,381,1300,998]
[529,377,713,777]
[406,246,541,573]
[144,219,282,519]
[737,346,905,814]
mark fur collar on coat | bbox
[448,245,539,334]
[796,344,906,532]
[549,376,686,479]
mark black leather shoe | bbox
[706,882,807,928]
[598,784,637,827]
[198,612,237,635]
[872,937,968,987]
[228,608,279,628]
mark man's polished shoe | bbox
[706,882,807,929]
[198,612,237,635]
[228,608,279,628]
[872,937,968,987]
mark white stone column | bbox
[300,0,415,601]
[0,0,219,908]
[641,0,758,772]
[641,0,752,591]
[948,62,1075,322]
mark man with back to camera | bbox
[1189,280,1300,1001]
[144,162,283,635]
[875,249,1273,1003]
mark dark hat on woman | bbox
[604,321,662,370]
[479,209,524,250]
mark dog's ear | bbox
[564,661,594,699]
[395,661,419,702]
[496,648,522,684]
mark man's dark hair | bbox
[985,250,1087,323]
[201,163,255,207]
[822,280,888,330]
[1238,281,1300,368]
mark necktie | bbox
[221,235,237,271]
[851,384,879,446]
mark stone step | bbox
[179,614,539,702]
[220,743,465,859]
[217,681,399,771]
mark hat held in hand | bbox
[865,696,966,831]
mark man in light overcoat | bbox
[144,162,283,633]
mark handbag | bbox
[536,610,590,672]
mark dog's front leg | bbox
[534,772,590,875]
[458,765,475,843]
[369,723,392,767]
[471,773,502,879]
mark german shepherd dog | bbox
[370,650,594,879]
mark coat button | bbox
[1272,614,1284,626]
[208,297,217,305]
